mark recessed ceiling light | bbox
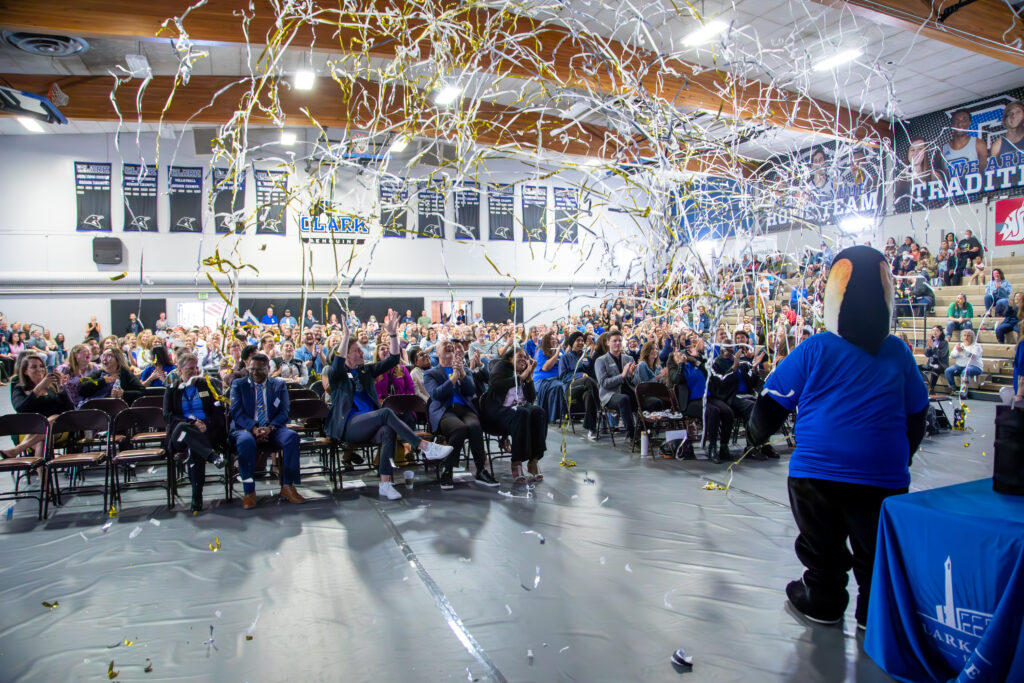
[17,116,44,133]
[294,69,315,90]
[434,85,462,106]
[280,130,297,146]
[683,19,728,47]
[813,48,863,71]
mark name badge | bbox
[198,391,209,398]
[273,397,280,408]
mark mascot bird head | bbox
[823,245,893,354]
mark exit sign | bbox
[198,292,209,300]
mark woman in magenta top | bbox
[372,344,415,398]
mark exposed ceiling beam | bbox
[0,72,751,177]
[813,0,1024,68]
[0,0,890,144]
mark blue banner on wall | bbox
[74,161,112,231]
[168,166,202,233]
[123,163,158,232]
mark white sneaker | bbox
[587,430,599,441]
[378,481,402,500]
[422,441,454,461]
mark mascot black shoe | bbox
[747,246,929,629]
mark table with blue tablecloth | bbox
[865,478,1024,682]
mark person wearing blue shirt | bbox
[260,307,278,326]
[532,332,566,422]
[748,246,928,630]
[279,309,297,328]
[523,326,539,360]
[559,332,599,438]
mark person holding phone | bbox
[5,353,72,458]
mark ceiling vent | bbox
[1,31,89,58]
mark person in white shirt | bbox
[944,328,984,391]
[408,346,431,403]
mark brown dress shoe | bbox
[280,485,306,504]
[242,493,257,510]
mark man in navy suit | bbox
[230,353,304,509]
[423,340,498,490]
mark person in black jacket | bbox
[708,338,773,460]
[481,348,547,483]
[5,352,72,458]
[920,325,950,394]
[79,348,145,406]
[668,334,734,463]
[163,353,227,513]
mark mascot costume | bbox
[748,246,928,628]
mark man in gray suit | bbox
[594,330,640,441]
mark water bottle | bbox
[640,431,650,458]
[404,470,414,489]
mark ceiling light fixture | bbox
[434,85,462,106]
[683,19,728,47]
[17,116,44,133]
[389,135,410,153]
[280,130,297,146]
[294,69,315,90]
[813,47,863,71]
[125,53,151,79]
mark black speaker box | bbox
[93,236,124,265]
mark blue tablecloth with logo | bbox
[865,478,1024,682]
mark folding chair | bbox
[288,398,339,490]
[78,397,128,451]
[110,407,173,508]
[288,388,318,401]
[132,395,165,409]
[43,409,112,517]
[635,382,684,447]
[0,413,50,519]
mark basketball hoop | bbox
[48,82,68,107]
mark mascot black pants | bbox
[787,477,907,622]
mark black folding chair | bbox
[288,398,338,490]
[132,395,164,410]
[635,382,684,447]
[43,409,112,517]
[0,413,50,519]
[288,387,318,401]
[110,407,173,508]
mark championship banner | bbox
[553,186,579,244]
[380,179,408,238]
[761,141,883,230]
[74,161,112,231]
[416,180,445,239]
[521,184,547,242]
[122,163,158,232]
[995,197,1024,246]
[453,181,481,240]
[488,183,514,240]
[212,167,246,234]
[894,86,1024,213]
[254,169,288,235]
[168,166,203,233]
[673,178,750,242]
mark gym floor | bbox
[0,391,993,682]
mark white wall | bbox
[0,131,648,335]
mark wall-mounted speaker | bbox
[92,236,123,265]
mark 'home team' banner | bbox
[453,182,481,240]
[254,169,288,235]
[168,166,203,232]
[894,86,1024,213]
[995,197,1024,246]
[380,179,408,238]
[521,185,547,242]
[417,181,445,239]
[212,167,246,234]
[761,141,883,232]
[74,161,112,231]
[488,184,514,240]
[122,164,158,232]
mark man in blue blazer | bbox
[230,353,304,509]
[423,340,498,490]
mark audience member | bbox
[5,353,71,457]
[481,348,547,483]
[79,347,145,405]
[996,292,1022,344]
[921,326,949,394]
[945,293,974,339]
[944,329,984,390]
[983,269,1012,315]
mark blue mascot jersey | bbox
[764,332,928,488]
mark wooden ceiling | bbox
[813,0,1024,69]
[0,0,890,151]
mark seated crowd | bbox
[3,246,1023,514]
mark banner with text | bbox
[254,169,288,235]
[521,185,547,242]
[894,86,1024,213]
[168,166,203,232]
[417,181,445,239]
[74,161,112,231]
[380,179,408,238]
[488,184,514,240]
[453,182,481,240]
[122,163,158,232]
[212,167,246,234]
